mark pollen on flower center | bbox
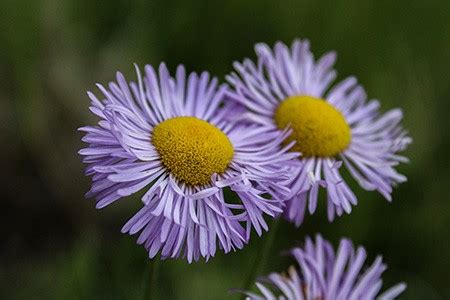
[274,95,351,157]
[152,116,234,186]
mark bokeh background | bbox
[1,0,449,299]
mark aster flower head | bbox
[240,235,406,300]
[226,39,412,226]
[78,63,298,262]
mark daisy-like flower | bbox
[239,235,406,300]
[79,63,298,262]
[226,39,411,226]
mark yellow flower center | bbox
[152,116,234,186]
[274,95,351,157]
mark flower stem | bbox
[242,218,281,297]
[142,258,160,300]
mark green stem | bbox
[142,258,160,300]
[242,218,281,297]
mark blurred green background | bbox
[1,0,449,299]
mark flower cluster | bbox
[79,38,410,297]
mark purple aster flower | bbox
[239,235,406,299]
[226,39,412,226]
[79,63,298,262]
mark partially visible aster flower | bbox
[79,63,298,262]
[239,235,406,300]
[226,39,412,226]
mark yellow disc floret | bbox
[274,95,351,157]
[152,116,234,186]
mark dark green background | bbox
[1,0,449,299]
